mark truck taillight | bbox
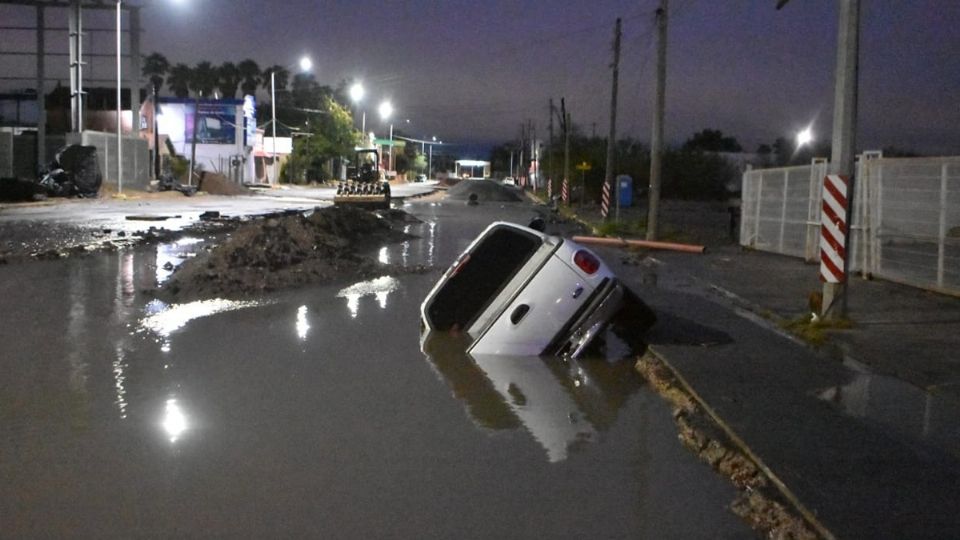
[573,249,600,275]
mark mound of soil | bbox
[199,172,251,196]
[445,179,524,202]
[159,206,418,301]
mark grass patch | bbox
[781,315,854,347]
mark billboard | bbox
[185,102,236,144]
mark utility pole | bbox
[562,98,570,199]
[519,123,525,185]
[548,98,555,195]
[646,0,668,240]
[604,17,622,221]
[826,0,860,317]
[529,119,536,189]
[36,5,46,165]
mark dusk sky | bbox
[2,0,958,155]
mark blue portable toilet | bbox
[617,175,633,207]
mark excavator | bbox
[333,148,391,209]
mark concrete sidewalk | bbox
[574,200,960,537]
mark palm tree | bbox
[142,52,170,94]
[189,61,218,98]
[217,62,241,99]
[261,65,290,95]
[237,59,261,96]
[167,63,192,98]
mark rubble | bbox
[158,206,423,301]
[0,145,102,201]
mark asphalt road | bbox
[0,197,754,538]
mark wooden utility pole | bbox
[562,98,570,196]
[548,98,555,195]
[604,17,622,221]
[647,0,668,240]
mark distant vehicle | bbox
[502,177,516,186]
[421,220,645,358]
[415,174,427,182]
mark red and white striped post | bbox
[547,177,552,199]
[820,174,850,285]
[601,180,611,219]
[561,178,569,205]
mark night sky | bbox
[2,0,958,155]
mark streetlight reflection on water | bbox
[162,398,188,443]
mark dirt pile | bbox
[159,206,421,301]
[199,172,251,196]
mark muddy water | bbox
[0,201,751,538]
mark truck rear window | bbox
[427,226,541,331]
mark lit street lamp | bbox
[796,127,813,148]
[349,82,366,134]
[271,56,312,184]
[378,100,393,171]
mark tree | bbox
[284,96,359,182]
[167,63,192,98]
[142,52,169,93]
[189,61,218,98]
[261,65,290,96]
[237,59,261,96]
[682,128,743,153]
[217,62,241,99]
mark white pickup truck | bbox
[420,221,635,358]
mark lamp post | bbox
[349,82,365,135]
[378,100,393,172]
[116,0,123,194]
[271,56,312,184]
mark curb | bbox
[641,346,836,539]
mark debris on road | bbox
[0,145,102,201]
[157,172,198,197]
[444,179,524,203]
[158,206,422,301]
[126,215,180,221]
[572,235,707,254]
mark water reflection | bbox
[139,298,265,352]
[296,305,310,340]
[155,237,203,284]
[162,398,189,443]
[421,331,642,462]
[336,276,399,318]
[818,362,960,458]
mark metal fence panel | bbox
[741,155,960,297]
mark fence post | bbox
[939,163,949,288]
[779,169,789,253]
[754,173,763,248]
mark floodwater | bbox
[0,201,751,538]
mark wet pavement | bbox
[0,200,753,538]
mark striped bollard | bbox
[561,178,569,205]
[547,177,552,199]
[820,174,850,283]
[601,180,611,219]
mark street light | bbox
[796,127,813,148]
[349,82,365,134]
[116,0,123,194]
[378,100,393,171]
[271,55,312,184]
